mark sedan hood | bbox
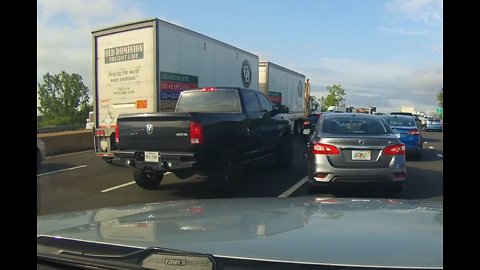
[37,196,442,268]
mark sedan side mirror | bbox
[393,129,401,138]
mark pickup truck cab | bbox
[114,87,292,192]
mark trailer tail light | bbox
[408,129,420,135]
[190,121,204,145]
[115,125,119,143]
[201,87,216,92]
[95,130,105,136]
[312,143,340,155]
[383,144,406,155]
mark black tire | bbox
[133,167,164,189]
[276,135,293,169]
[415,151,423,161]
[102,157,113,164]
[174,169,195,180]
[210,152,241,194]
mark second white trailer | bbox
[258,61,306,134]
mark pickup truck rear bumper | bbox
[113,150,199,172]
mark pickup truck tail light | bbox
[190,121,203,145]
[383,144,405,155]
[115,125,119,143]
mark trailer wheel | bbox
[133,167,164,189]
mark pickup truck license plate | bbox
[352,150,371,160]
[145,152,159,163]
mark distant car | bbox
[413,115,422,127]
[303,113,406,194]
[424,117,442,131]
[389,112,414,117]
[381,115,423,160]
[37,138,46,171]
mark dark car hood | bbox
[37,196,443,268]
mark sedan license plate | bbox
[352,150,371,160]
[145,151,159,163]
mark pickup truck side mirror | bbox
[274,105,289,114]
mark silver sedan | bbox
[303,113,406,193]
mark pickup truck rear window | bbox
[176,90,241,113]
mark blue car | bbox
[381,115,423,160]
[424,117,443,131]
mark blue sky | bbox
[37,0,443,113]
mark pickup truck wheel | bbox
[276,136,293,169]
[133,167,164,189]
[211,153,241,194]
[174,169,195,180]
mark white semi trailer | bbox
[91,18,259,162]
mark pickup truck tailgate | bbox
[117,113,192,152]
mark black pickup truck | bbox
[114,87,292,192]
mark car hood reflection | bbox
[37,197,442,268]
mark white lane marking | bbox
[101,181,135,193]
[101,172,172,193]
[428,146,434,149]
[423,141,428,144]
[37,165,87,177]
[437,154,443,158]
[46,150,94,159]
[278,176,308,198]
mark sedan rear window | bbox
[322,117,389,134]
[382,116,416,127]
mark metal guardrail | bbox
[37,125,86,134]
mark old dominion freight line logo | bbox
[241,60,252,88]
[105,43,144,64]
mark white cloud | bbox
[386,0,443,25]
[300,57,442,113]
[377,27,429,36]
[37,0,147,90]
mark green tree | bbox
[318,96,327,112]
[37,71,91,127]
[436,88,443,108]
[324,84,346,107]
